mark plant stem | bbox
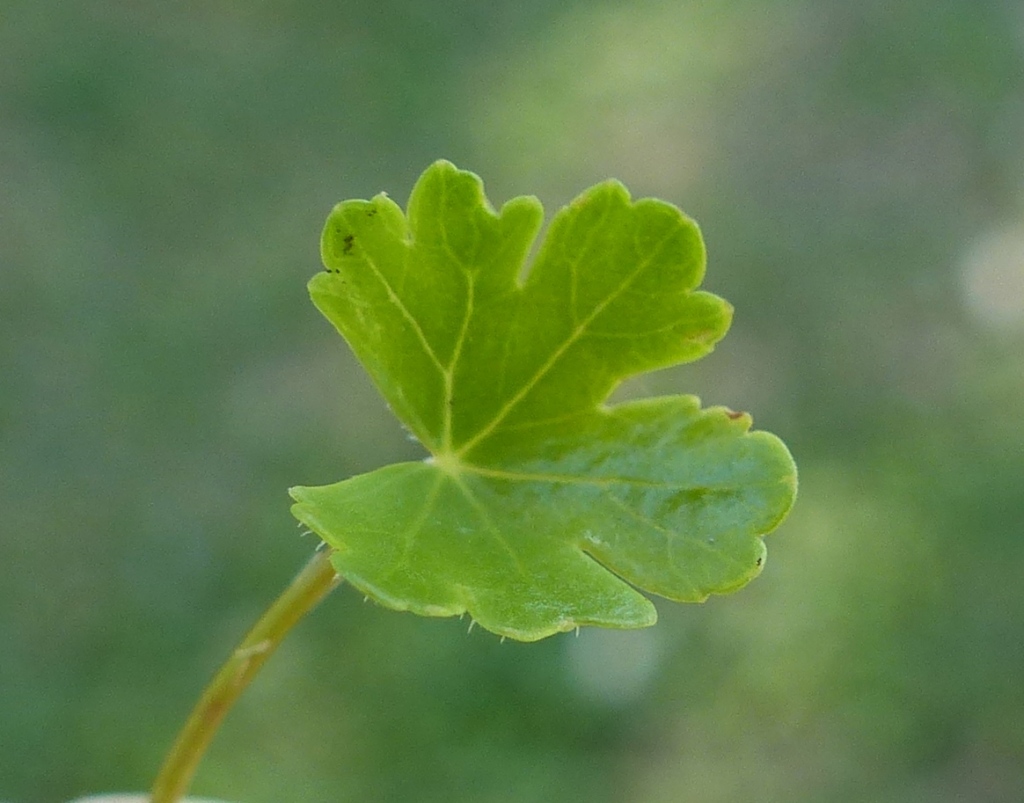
[150,547,342,803]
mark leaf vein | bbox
[463,463,744,492]
[602,489,752,574]
[449,473,526,574]
[388,471,445,580]
[456,223,682,456]
[361,250,447,379]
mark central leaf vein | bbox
[442,275,475,450]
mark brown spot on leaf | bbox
[725,409,745,420]
[342,234,355,255]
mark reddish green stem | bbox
[150,547,341,803]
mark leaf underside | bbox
[291,160,796,641]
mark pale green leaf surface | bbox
[290,160,796,641]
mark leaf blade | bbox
[293,160,797,640]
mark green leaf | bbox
[290,160,796,641]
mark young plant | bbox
[150,160,797,802]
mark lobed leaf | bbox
[291,160,796,641]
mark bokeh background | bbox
[3,1,1023,801]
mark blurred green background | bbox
[3,1,1023,801]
